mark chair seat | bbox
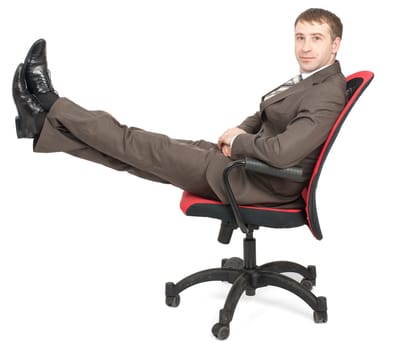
[180,191,307,229]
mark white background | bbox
[0,0,394,349]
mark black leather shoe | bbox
[13,64,46,139]
[24,38,58,110]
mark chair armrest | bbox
[244,157,307,182]
[223,157,307,233]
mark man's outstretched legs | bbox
[34,97,222,198]
[12,39,226,200]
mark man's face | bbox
[294,20,341,73]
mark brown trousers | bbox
[34,98,231,201]
[34,98,299,206]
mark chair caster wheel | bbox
[221,257,243,269]
[313,296,327,323]
[212,322,230,340]
[301,278,314,290]
[301,265,316,290]
[166,295,180,307]
[313,310,328,323]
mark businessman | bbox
[12,8,346,207]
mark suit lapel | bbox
[261,79,308,107]
[261,61,342,109]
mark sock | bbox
[36,91,59,111]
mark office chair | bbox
[165,71,374,340]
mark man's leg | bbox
[13,38,250,203]
[34,98,222,199]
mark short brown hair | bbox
[295,8,343,40]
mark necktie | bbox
[264,74,302,101]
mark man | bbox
[12,8,346,207]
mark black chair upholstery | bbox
[165,71,374,340]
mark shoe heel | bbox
[15,115,35,138]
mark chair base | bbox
[165,257,327,340]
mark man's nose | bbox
[302,39,312,51]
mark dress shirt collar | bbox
[300,64,331,80]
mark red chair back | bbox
[304,71,374,239]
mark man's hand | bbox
[218,127,246,157]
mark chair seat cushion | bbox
[180,192,307,229]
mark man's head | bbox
[294,8,343,73]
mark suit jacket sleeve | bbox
[237,111,263,134]
[230,81,346,168]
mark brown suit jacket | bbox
[206,61,346,206]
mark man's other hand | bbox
[217,127,246,157]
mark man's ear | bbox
[332,37,341,54]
